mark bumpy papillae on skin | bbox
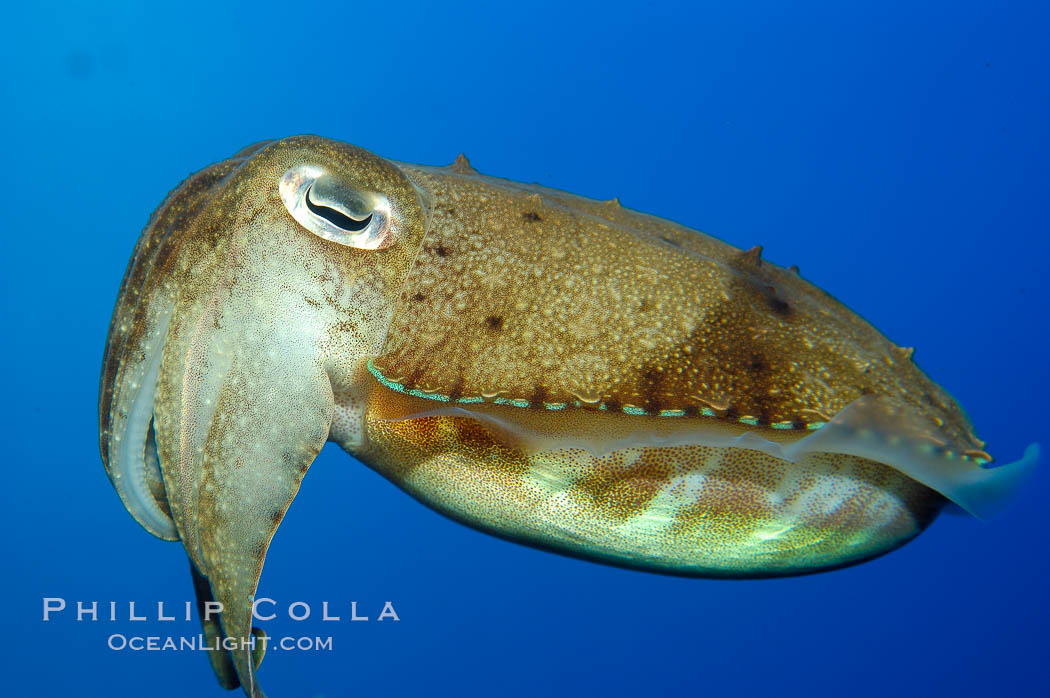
[373,164,984,459]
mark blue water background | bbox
[2,2,1047,696]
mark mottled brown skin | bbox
[99,136,1017,697]
[375,165,981,451]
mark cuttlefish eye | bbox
[279,164,393,249]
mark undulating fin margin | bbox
[368,359,995,465]
[368,360,817,428]
[374,396,1040,521]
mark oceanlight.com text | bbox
[107,633,334,652]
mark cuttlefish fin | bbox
[380,392,1037,520]
[192,360,334,697]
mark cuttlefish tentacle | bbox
[189,560,238,690]
[190,554,273,690]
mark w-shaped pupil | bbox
[305,186,372,232]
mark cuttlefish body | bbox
[99,136,1037,696]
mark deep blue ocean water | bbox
[2,2,1047,696]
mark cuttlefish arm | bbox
[100,137,430,695]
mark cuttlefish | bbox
[99,136,1038,696]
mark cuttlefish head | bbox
[98,136,430,696]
